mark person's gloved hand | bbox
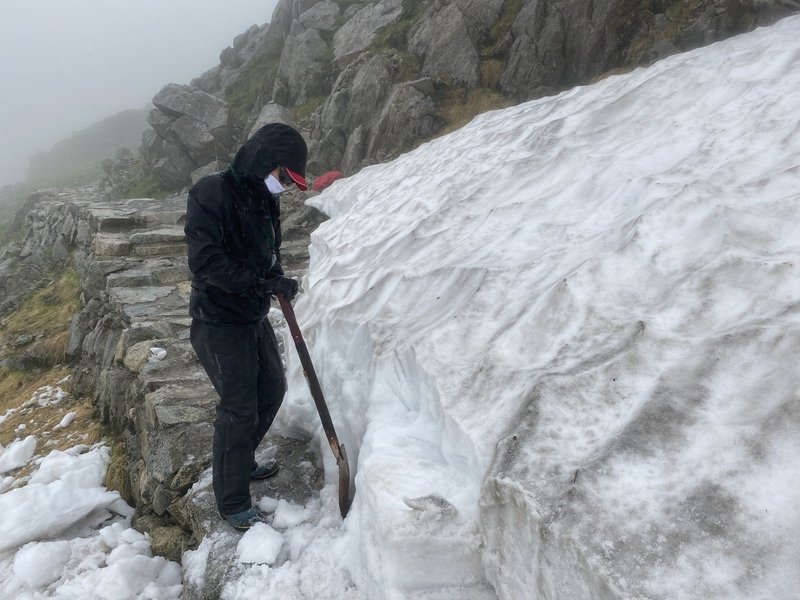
[256,275,298,301]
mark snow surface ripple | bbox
[284,14,800,600]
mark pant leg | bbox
[252,319,287,453]
[190,320,258,515]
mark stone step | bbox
[106,270,157,290]
[144,382,216,430]
[140,365,208,393]
[141,209,186,227]
[129,228,187,258]
[129,228,186,245]
[133,243,188,258]
[87,207,142,232]
[93,233,133,257]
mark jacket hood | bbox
[230,123,308,183]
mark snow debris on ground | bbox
[236,523,284,565]
[0,436,37,474]
[0,387,182,599]
[57,411,78,429]
[149,347,168,362]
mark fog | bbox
[0,0,280,188]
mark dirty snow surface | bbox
[283,14,800,600]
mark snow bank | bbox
[0,434,181,598]
[283,14,800,600]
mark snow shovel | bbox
[277,294,353,518]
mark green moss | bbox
[663,0,706,36]
[486,0,524,55]
[225,49,282,125]
[120,163,172,199]
[392,51,422,83]
[291,96,328,123]
[368,0,431,52]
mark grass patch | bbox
[3,270,81,338]
[122,164,171,199]
[368,0,431,52]
[225,49,282,125]
[0,368,106,481]
[392,51,422,83]
[484,0,524,57]
[292,96,328,124]
[106,439,133,501]
[481,59,506,89]
[434,87,513,136]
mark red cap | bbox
[284,167,308,191]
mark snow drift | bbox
[277,14,800,600]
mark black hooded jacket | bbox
[185,123,307,325]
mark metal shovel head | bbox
[337,443,352,518]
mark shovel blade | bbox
[337,444,353,518]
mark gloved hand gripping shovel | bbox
[277,294,353,518]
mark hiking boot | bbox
[251,461,280,480]
[222,507,266,531]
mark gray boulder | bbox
[275,22,332,105]
[247,103,297,139]
[193,24,271,95]
[455,0,505,31]
[146,109,173,139]
[150,139,197,190]
[217,24,273,91]
[152,83,231,143]
[313,52,394,172]
[190,161,227,186]
[299,0,340,31]
[408,3,481,87]
[367,81,438,163]
[500,0,619,100]
[146,84,235,187]
[263,0,295,56]
[332,0,406,67]
[167,115,228,167]
[140,129,162,167]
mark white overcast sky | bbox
[0,0,279,188]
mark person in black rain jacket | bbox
[184,123,309,530]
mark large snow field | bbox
[276,13,800,600]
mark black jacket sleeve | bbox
[185,180,259,295]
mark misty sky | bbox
[0,0,279,188]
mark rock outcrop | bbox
[134,0,796,193]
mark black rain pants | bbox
[190,318,286,515]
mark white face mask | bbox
[265,174,286,195]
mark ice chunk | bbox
[13,540,71,587]
[57,412,77,429]
[272,499,312,528]
[0,436,37,473]
[236,522,284,565]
